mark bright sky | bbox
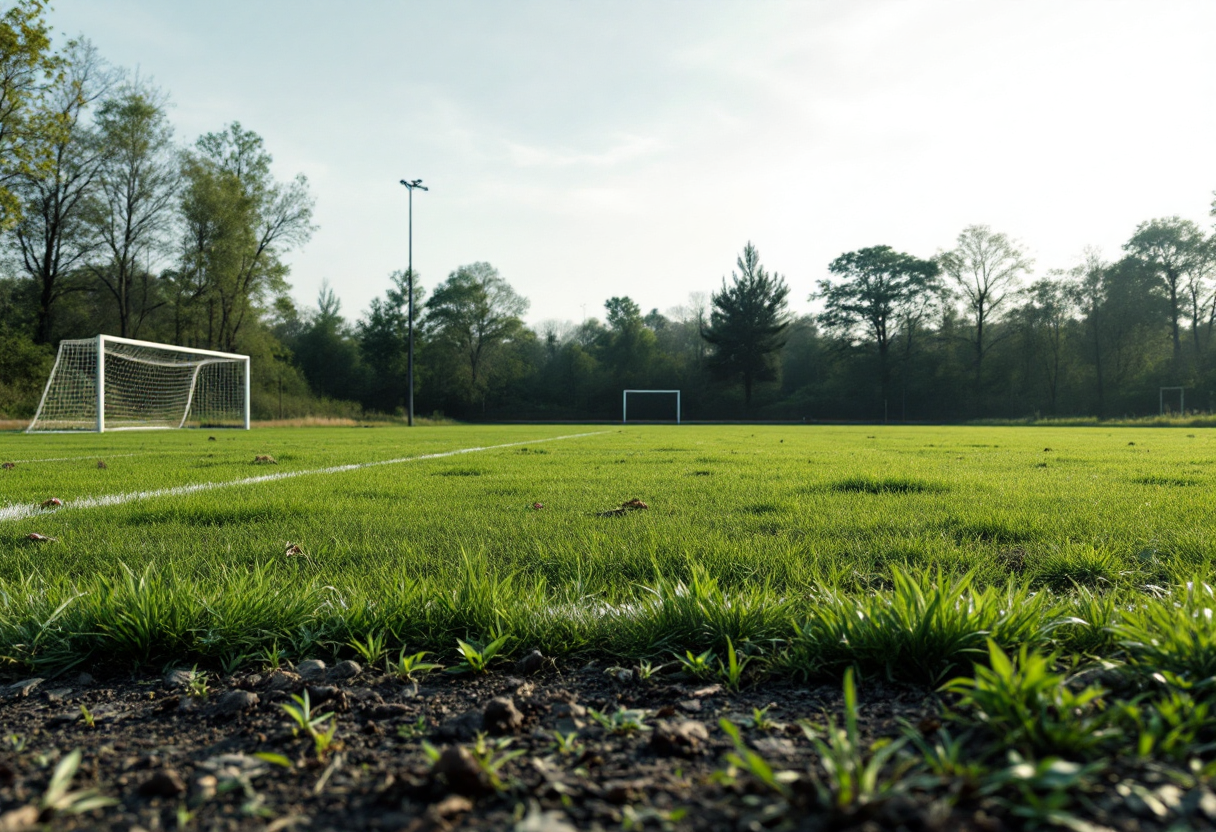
[48,0,1216,327]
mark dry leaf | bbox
[254,455,277,464]
[1,462,14,470]
[27,533,57,542]
[285,544,303,556]
[39,498,62,508]
[532,502,544,510]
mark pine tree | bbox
[701,242,790,411]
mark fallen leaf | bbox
[254,455,277,464]
[96,460,108,469]
[285,544,303,556]
[532,502,544,510]
[27,533,58,542]
[1,462,14,470]
[39,498,62,508]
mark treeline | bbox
[3,2,1216,423]
[0,3,317,419]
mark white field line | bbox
[0,431,609,524]
[1,452,149,464]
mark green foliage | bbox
[942,640,1110,756]
[801,667,909,811]
[1116,581,1216,685]
[718,717,794,797]
[39,749,118,816]
[588,707,649,735]
[388,648,442,680]
[701,242,790,409]
[280,689,337,758]
[451,632,511,675]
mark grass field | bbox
[1,423,1214,679]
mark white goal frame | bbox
[622,389,681,424]
[27,335,251,433]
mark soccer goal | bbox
[26,335,250,433]
[622,389,681,424]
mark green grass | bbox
[1,423,1215,674]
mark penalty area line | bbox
[0,431,610,524]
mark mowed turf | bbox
[1,423,1213,592]
[1,423,1215,674]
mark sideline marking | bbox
[0,431,609,524]
[1,453,148,465]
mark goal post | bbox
[27,335,251,433]
[622,389,681,424]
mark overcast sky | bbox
[47,0,1216,327]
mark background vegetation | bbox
[3,2,1216,425]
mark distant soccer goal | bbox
[622,389,681,424]
[26,335,250,433]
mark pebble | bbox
[328,660,362,681]
[0,678,43,700]
[163,668,195,689]
[137,769,185,798]
[213,690,259,715]
[483,696,524,735]
[650,719,709,757]
[431,745,487,796]
[296,660,327,682]
[516,649,548,675]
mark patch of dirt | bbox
[0,663,1195,831]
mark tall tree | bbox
[87,82,178,337]
[0,0,58,229]
[175,122,314,351]
[701,242,790,410]
[938,225,1032,402]
[1123,217,1213,369]
[12,40,115,343]
[424,262,529,413]
[814,245,941,411]
[1019,275,1074,414]
[600,296,657,380]
[357,270,416,414]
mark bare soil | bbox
[0,660,1202,832]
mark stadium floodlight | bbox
[26,335,250,433]
[400,178,428,427]
[622,389,682,424]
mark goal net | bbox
[622,389,681,423]
[26,336,250,432]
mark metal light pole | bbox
[399,178,428,426]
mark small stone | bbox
[483,696,524,735]
[43,688,72,704]
[651,720,709,757]
[516,649,548,675]
[263,669,301,692]
[0,678,43,700]
[76,672,95,686]
[296,660,327,681]
[369,703,411,720]
[690,684,722,698]
[678,699,702,713]
[214,690,259,715]
[753,736,797,757]
[0,806,39,831]
[191,774,217,802]
[431,745,488,796]
[515,802,579,832]
[177,696,201,714]
[552,702,586,719]
[328,660,362,681]
[435,709,484,741]
[163,668,195,689]
[137,769,185,798]
[431,795,473,818]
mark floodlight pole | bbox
[400,178,428,427]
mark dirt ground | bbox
[0,658,1204,831]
